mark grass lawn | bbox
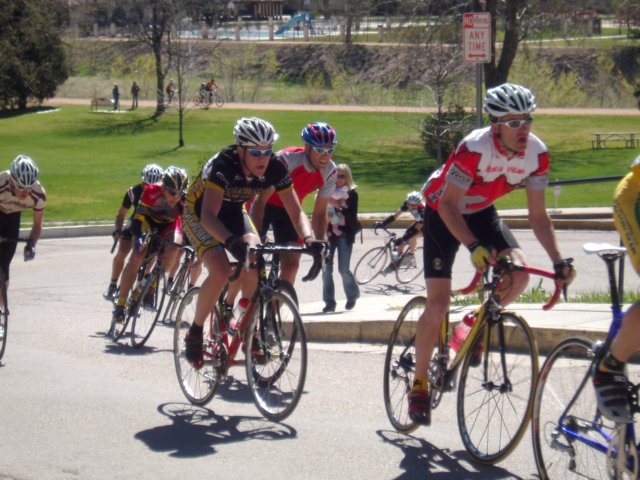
[0,104,638,225]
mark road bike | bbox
[383,256,565,463]
[108,233,172,348]
[173,243,324,421]
[354,226,423,285]
[0,237,30,362]
[532,242,640,480]
[157,244,197,325]
[192,89,224,109]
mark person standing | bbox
[112,84,120,111]
[322,164,360,313]
[130,81,140,110]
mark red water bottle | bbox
[228,297,250,336]
[451,312,477,352]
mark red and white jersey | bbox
[134,183,182,227]
[0,170,46,215]
[423,127,549,214]
[267,147,337,208]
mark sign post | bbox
[463,12,492,128]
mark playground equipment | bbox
[275,12,315,36]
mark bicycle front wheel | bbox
[130,271,166,348]
[173,287,223,405]
[533,337,614,480]
[383,296,425,434]
[214,94,224,108]
[457,311,538,464]
[354,247,388,285]
[395,247,424,284]
[245,291,307,421]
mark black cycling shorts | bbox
[423,205,519,279]
[0,212,21,280]
[262,203,300,244]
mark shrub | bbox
[420,105,474,164]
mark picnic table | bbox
[591,132,639,149]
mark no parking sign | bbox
[463,13,492,63]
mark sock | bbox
[117,298,126,307]
[189,324,203,337]
[412,377,428,393]
[109,279,117,285]
[599,351,625,373]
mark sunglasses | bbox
[165,187,182,197]
[313,146,334,155]
[246,148,272,157]
[495,117,534,129]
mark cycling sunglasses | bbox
[246,148,272,157]
[495,117,534,129]
[313,146,334,155]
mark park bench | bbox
[591,132,639,149]
[90,97,117,111]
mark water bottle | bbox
[391,247,400,262]
[451,312,477,352]
[228,297,250,336]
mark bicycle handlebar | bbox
[452,256,571,311]
[228,242,328,283]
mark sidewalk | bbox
[298,294,613,354]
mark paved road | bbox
[0,230,634,480]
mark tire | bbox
[173,287,223,405]
[0,276,8,362]
[395,246,424,284]
[130,270,166,348]
[272,278,299,306]
[354,247,388,285]
[245,292,307,421]
[161,263,190,324]
[457,311,538,464]
[532,337,615,480]
[214,94,224,108]
[383,296,425,434]
[109,298,132,342]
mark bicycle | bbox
[354,226,423,285]
[158,244,197,325]
[108,233,170,348]
[173,243,324,421]
[192,89,224,109]
[0,237,30,362]
[383,256,566,463]
[532,242,639,480]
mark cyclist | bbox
[103,164,164,300]
[181,117,320,368]
[592,154,640,423]
[408,83,574,426]
[111,166,187,324]
[373,190,425,262]
[247,121,337,292]
[166,79,177,104]
[0,155,45,294]
[206,78,219,103]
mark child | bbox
[327,184,349,236]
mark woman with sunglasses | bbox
[0,155,45,290]
[407,83,575,425]
[181,117,319,368]
[111,166,188,324]
[322,164,360,313]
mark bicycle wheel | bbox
[383,296,425,434]
[109,299,132,342]
[173,287,223,405]
[533,337,615,480]
[457,311,538,464]
[245,291,307,421]
[354,247,388,285]
[161,265,190,324]
[214,93,224,108]
[130,270,166,348]
[0,274,8,361]
[395,247,424,284]
[272,278,298,306]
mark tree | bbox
[0,0,69,110]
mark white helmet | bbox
[406,191,423,205]
[141,164,163,184]
[233,117,279,147]
[484,83,536,118]
[10,155,39,189]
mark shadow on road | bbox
[377,430,525,479]
[135,402,296,457]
